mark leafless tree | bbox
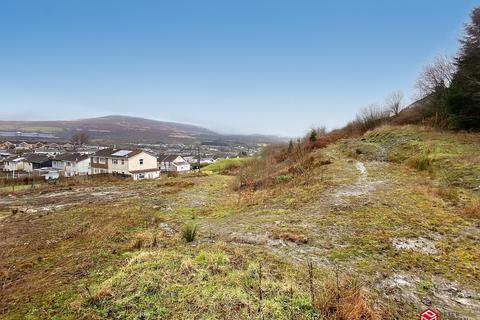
[355,104,390,132]
[70,131,90,147]
[415,55,456,98]
[385,91,404,117]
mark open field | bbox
[1,126,479,319]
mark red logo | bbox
[420,308,438,320]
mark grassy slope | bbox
[201,157,253,174]
[1,126,479,319]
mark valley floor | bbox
[1,126,479,319]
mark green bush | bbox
[181,223,197,242]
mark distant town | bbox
[0,136,264,180]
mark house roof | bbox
[23,153,51,164]
[0,152,13,157]
[5,155,24,162]
[129,168,161,174]
[172,162,189,166]
[54,153,89,162]
[93,148,148,158]
[158,154,183,162]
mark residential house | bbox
[34,142,45,149]
[23,154,52,173]
[3,155,26,172]
[0,151,13,160]
[52,153,90,177]
[15,141,34,153]
[158,155,191,172]
[63,143,75,151]
[0,141,15,150]
[90,148,160,180]
[0,151,13,170]
[34,148,64,157]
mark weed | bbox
[275,175,291,183]
[417,279,433,294]
[181,223,197,242]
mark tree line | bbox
[415,7,479,130]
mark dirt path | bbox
[298,160,384,215]
[201,159,385,264]
[198,159,480,318]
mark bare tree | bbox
[70,132,90,148]
[355,104,390,132]
[414,55,456,128]
[385,91,404,117]
[415,55,456,98]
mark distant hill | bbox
[0,115,284,144]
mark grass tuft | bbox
[407,154,434,171]
[181,223,197,242]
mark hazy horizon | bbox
[0,1,476,136]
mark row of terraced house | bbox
[1,148,191,180]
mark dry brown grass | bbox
[128,229,174,250]
[413,183,459,203]
[271,230,308,244]
[156,179,195,193]
[462,201,480,219]
[314,275,382,320]
[310,131,348,150]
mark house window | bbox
[139,159,143,165]
[99,157,105,164]
[121,160,124,165]
[113,159,118,164]
[95,157,99,163]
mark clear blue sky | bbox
[0,1,476,136]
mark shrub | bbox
[355,104,390,133]
[310,131,347,150]
[181,223,197,242]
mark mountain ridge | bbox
[0,115,284,144]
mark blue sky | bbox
[0,1,476,136]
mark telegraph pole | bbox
[197,144,201,171]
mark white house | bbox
[158,155,191,172]
[52,153,90,177]
[3,155,25,172]
[90,148,160,180]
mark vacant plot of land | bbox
[1,127,479,319]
